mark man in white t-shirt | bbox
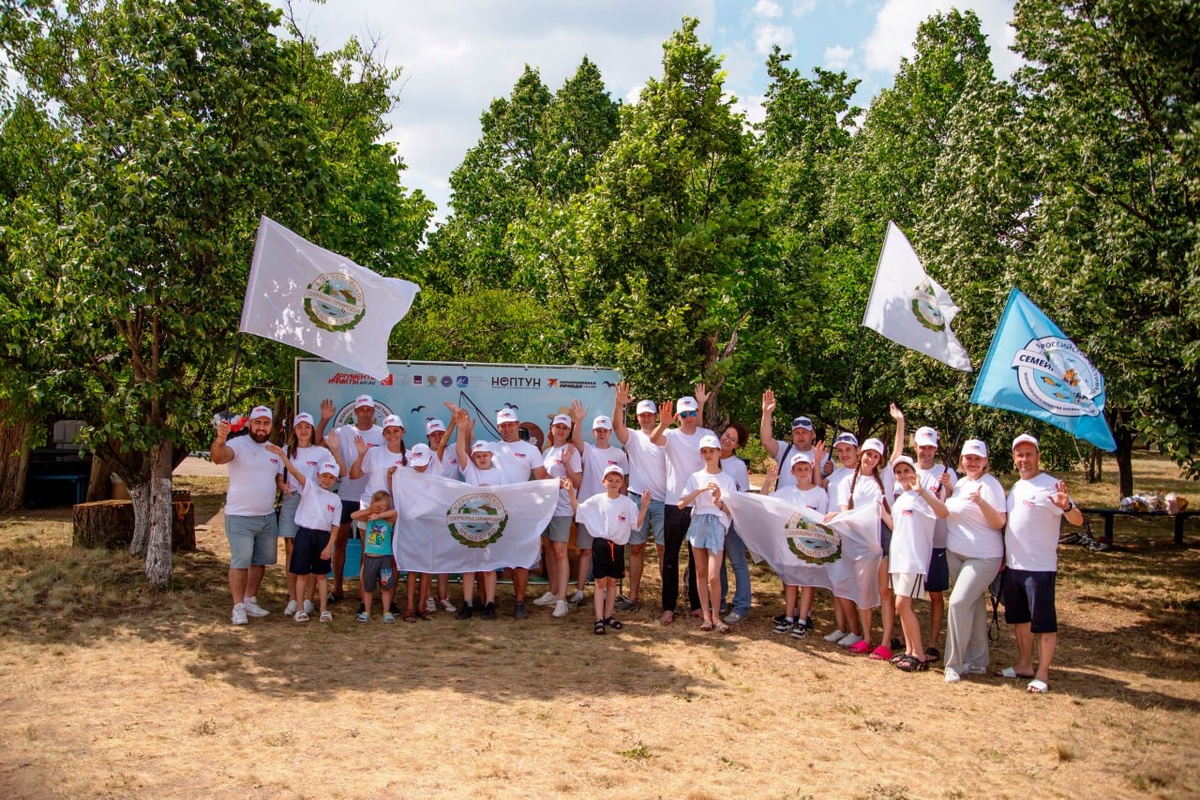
[570,402,630,608]
[210,406,284,625]
[650,385,714,625]
[316,393,384,602]
[759,389,831,489]
[612,381,667,611]
[1001,433,1083,694]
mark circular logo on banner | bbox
[1010,336,1105,417]
[447,493,508,548]
[303,272,367,332]
[785,514,842,565]
[910,279,946,332]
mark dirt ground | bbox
[0,455,1196,799]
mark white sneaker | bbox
[244,597,269,617]
[231,604,248,625]
[283,600,298,617]
[303,599,314,615]
[438,598,457,613]
[569,590,585,606]
[552,600,569,618]
[424,597,437,614]
[944,667,962,684]
[836,632,863,648]
[533,590,558,606]
[823,629,847,643]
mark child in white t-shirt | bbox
[678,435,737,633]
[770,451,829,638]
[452,407,502,619]
[888,456,948,671]
[268,445,342,623]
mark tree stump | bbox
[72,490,196,551]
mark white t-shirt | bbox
[917,464,957,548]
[773,484,829,514]
[662,426,715,504]
[721,455,750,493]
[682,469,737,531]
[224,436,283,517]
[888,489,937,574]
[837,467,896,512]
[623,429,667,499]
[462,463,502,487]
[770,438,831,490]
[283,445,333,493]
[1005,472,1066,571]
[294,476,342,532]
[543,444,582,516]
[332,424,383,503]
[490,438,545,485]
[359,446,408,506]
[944,473,1006,559]
[575,493,640,546]
[578,443,630,501]
[433,448,462,480]
[826,466,855,504]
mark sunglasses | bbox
[679,410,697,418]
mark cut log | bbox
[72,490,196,552]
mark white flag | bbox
[391,472,558,574]
[726,492,883,609]
[239,216,419,381]
[861,221,972,372]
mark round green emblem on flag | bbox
[447,493,508,548]
[785,514,842,565]
[304,271,367,332]
[910,279,946,332]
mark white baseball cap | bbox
[353,394,374,410]
[636,399,657,415]
[425,419,447,435]
[602,464,625,478]
[318,460,340,477]
[789,451,815,468]
[915,426,939,447]
[1012,433,1040,451]
[698,434,721,450]
[893,454,916,469]
[408,444,434,468]
[249,405,272,422]
[592,415,613,430]
[677,396,699,413]
[962,439,989,458]
[472,441,493,454]
[496,408,519,425]
[833,432,859,448]
[382,414,405,431]
[293,412,314,427]
[551,414,572,427]
[791,416,814,431]
[862,438,886,456]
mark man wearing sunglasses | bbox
[759,389,831,490]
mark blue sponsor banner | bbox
[294,359,622,447]
[970,289,1117,451]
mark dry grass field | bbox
[0,454,1197,799]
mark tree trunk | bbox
[86,456,109,503]
[128,481,150,557]
[144,439,175,588]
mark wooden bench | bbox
[1079,507,1199,546]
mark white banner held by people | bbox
[861,221,973,372]
[240,216,420,381]
[725,492,883,608]
[391,472,558,574]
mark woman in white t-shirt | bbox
[942,439,1007,683]
[533,414,582,617]
[277,412,338,617]
[888,456,949,671]
[831,437,895,658]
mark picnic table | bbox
[1079,507,1199,546]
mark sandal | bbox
[604,616,624,630]
[924,647,942,663]
[660,610,675,625]
[889,652,907,665]
[895,655,929,672]
[995,666,1035,679]
[403,611,417,623]
[593,619,606,635]
[700,620,715,632]
[293,611,309,623]
[715,622,731,634]
[1027,679,1049,694]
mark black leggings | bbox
[662,505,700,612]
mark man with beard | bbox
[211,405,284,625]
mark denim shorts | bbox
[686,513,726,552]
[226,513,279,569]
[629,494,664,546]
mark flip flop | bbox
[1027,679,1049,694]
[715,622,731,634]
[996,667,1035,679]
[700,620,714,632]
[660,611,675,625]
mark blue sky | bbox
[275,1,1019,221]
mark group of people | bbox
[211,383,1082,693]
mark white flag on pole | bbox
[861,221,973,372]
[239,216,419,381]
[391,472,558,574]
[725,492,883,608]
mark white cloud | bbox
[860,0,1019,77]
[754,23,794,55]
[754,0,783,18]
[824,44,854,70]
[792,0,817,15]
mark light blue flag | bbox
[971,288,1117,451]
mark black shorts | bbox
[926,548,949,592]
[591,539,626,581]
[338,501,357,526]
[880,525,893,559]
[1002,569,1057,633]
[291,526,332,576]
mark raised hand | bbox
[659,399,675,424]
[615,381,631,407]
[1052,480,1073,510]
[570,398,587,424]
[354,434,369,457]
[695,382,709,409]
[320,398,335,421]
[324,430,339,451]
[762,389,776,415]
[889,402,904,423]
[215,419,230,441]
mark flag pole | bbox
[223,334,243,421]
